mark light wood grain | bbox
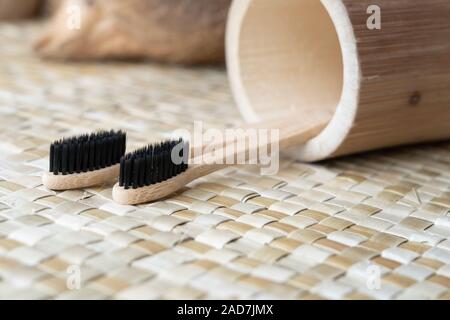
[42,164,120,191]
[113,113,329,205]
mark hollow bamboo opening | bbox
[227,0,360,161]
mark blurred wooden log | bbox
[40,0,61,16]
[0,0,41,20]
[34,0,231,65]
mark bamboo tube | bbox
[226,0,450,161]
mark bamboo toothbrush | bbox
[42,130,126,190]
[112,113,330,205]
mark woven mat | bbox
[0,23,449,300]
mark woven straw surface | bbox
[0,23,449,300]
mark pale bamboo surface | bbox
[42,165,120,191]
[0,24,449,300]
[227,0,450,162]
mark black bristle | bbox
[144,154,152,186]
[88,140,95,171]
[52,145,58,174]
[138,157,145,188]
[124,159,132,189]
[49,130,126,175]
[162,152,168,181]
[105,137,112,167]
[61,144,68,175]
[119,138,190,190]
[151,151,159,185]
[68,143,76,174]
[54,144,61,175]
[119,157,125,186]
[132,157,140,189]
[95,139,101,170]
[49,144,54,173]
[75,143,82,173]
[82,142,89,173]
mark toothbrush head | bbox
[49,130,126,175]
[119,138,189,190]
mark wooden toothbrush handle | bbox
[43,165,120,191]
[113,111,330,205]
[112,164,225,205]
[191,109,331,157]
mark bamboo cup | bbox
[226,0,450,161]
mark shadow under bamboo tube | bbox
[226,0,450,162]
